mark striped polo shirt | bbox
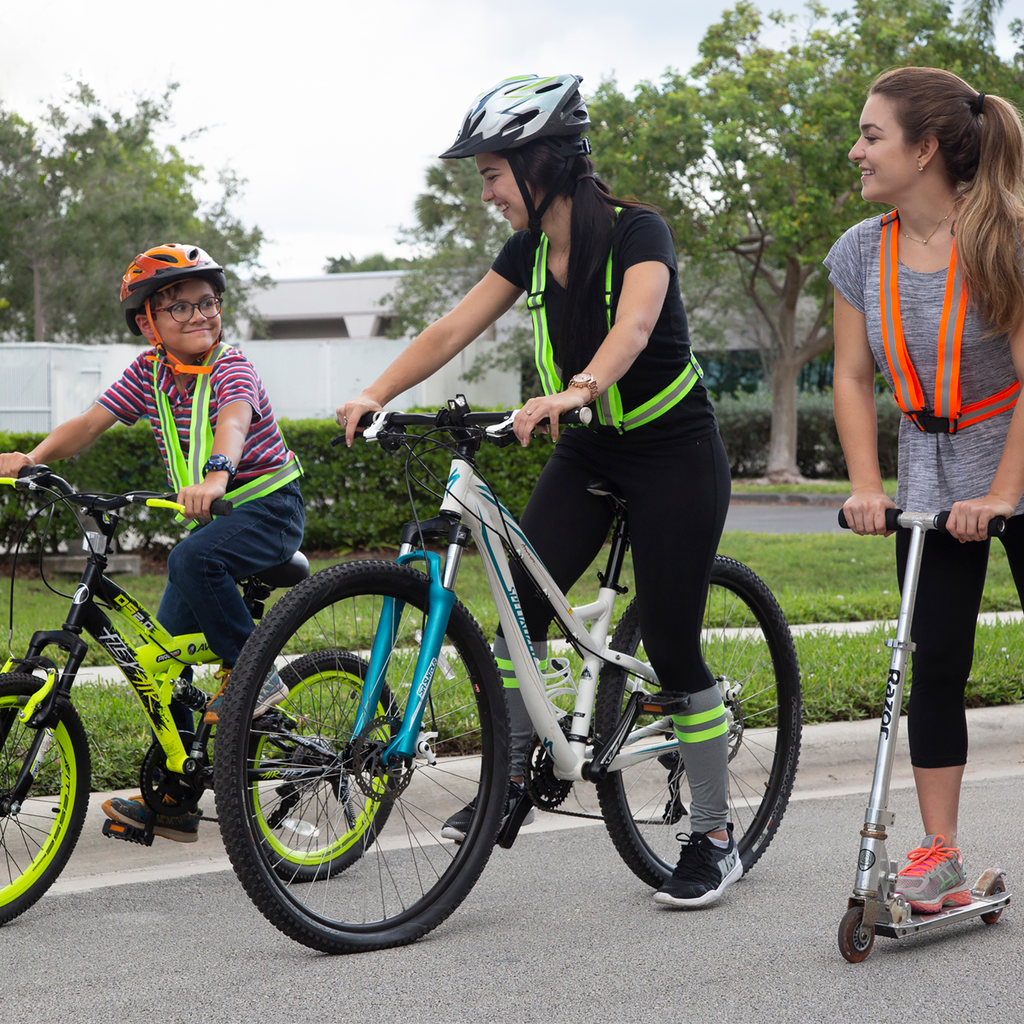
[97,347,294,487]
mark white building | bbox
[0,271,520,432]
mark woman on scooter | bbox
[828,67,1024,913]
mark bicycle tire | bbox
[0,673,91,925]
[249,648,394,882]
[214,561,510,953]
[594,556,801,888]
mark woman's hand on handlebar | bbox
[514,388,589,446]
[946,495,1015,543]
[841,490,897,536]
[0,452,34,478]
[337,393,384,448]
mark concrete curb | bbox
[798,703,1024,776]
[730,492,847,506]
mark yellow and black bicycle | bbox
[0,464,308,925]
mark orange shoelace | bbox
[897,835,961,877]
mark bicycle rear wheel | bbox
[214,561,509,953]
[0,673,91,925]
[594,556,801,887]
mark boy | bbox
[0,244,305,841]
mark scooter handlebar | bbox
[838,507,1006,536]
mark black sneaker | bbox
[440,780,536,843]
[653,826,742,908]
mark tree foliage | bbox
[386,159,511,335]
[589,0,1024,479]
[323,252,414,273]
[0,83,263,343]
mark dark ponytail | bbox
[510,139,649,380]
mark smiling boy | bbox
[0,244,305,841]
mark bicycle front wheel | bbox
[0,673,91,925]
[214,561,509,954]
[594,556,801,888]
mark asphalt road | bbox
[6,708,1023,1024]
[725,502,845,533]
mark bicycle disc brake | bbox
[140,740,202,817]
[349,716,413,803]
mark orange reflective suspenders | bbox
[878,209,1020,433]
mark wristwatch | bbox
[569,373,599,402]
[202,454,236,480]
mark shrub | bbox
[1,396,904,551]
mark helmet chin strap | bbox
[506,150,575,239]
[142,298,218,375]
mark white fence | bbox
[0,337,519,433]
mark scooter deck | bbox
[876,889,1010,938]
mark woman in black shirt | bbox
[338,74,734,908]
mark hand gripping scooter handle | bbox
[838,507,1006,536]
[837,508,902,532]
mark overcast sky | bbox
[1,1,1016,279]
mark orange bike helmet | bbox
[120,244,227,335]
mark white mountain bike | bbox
[213,397,802,953]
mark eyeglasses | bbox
[152,296,223,323]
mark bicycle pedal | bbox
[102,817,155,846]
[497,791,535,850]
[640,691,690,716]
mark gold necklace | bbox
[900,203,956,245]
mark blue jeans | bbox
[157,481,305,668]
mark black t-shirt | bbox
[491,206,717,443]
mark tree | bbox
[0,83,262,343]
[384,159,543,399]
[324,253,414,273]
[590,0,1024,480]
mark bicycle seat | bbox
[586,478,627,511]
[247,551,310,589]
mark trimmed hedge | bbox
[1,395,901,552]
[714,392,900,480]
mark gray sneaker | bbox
[895,834,971,913]
[653,826,742,908]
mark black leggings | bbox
[505,426,731,695]
[896,513,1024,768]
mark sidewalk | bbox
[54,702,1024,893]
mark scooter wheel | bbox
[977,869,1007,926]
[838,905,875,963]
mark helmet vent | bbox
[536,82,560,94]
[152,254,177,264]
[186,248,200,260]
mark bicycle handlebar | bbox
[330,398,592,450]
[3,465,232,517]
[838,507,1006,536]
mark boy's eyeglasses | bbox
[152,296,223,323]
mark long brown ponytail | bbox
[870,67,1024,336]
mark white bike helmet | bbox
[440,74,591,159]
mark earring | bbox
[918,162,924,172]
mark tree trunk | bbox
[32,261,44,342]
[765,355,804,483]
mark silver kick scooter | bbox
[837,508,1011,963]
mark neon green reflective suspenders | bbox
[526,219,703,432]
[154,343,302,529]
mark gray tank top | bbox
[824,215,1023,514]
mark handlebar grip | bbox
[837,507,903,531]
[210,499,233,516]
